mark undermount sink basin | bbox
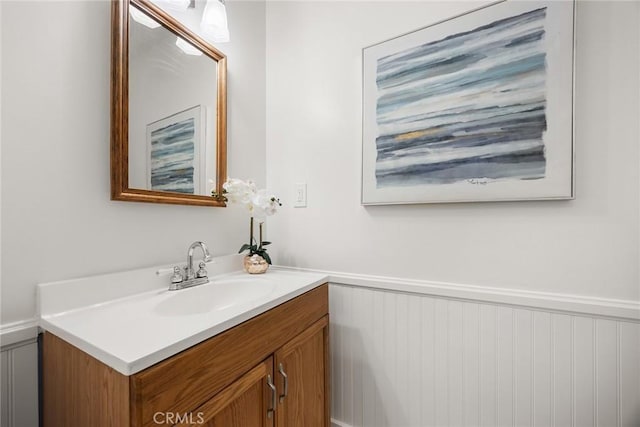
[154,276,276,316]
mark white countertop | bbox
[38,257,328,376]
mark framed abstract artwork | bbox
[146,105,205,195]
[362,0,575,204]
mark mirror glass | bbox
[111,0,227,206]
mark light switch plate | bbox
[294,183,307,208]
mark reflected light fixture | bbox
[153,0,191,11]
[201,0,230,43]
[129,7,161,29]
[176,37,203,56]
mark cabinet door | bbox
[176,357,276,427]
[275,316,329,427]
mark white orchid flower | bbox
[249,190,268,220]
[218,178,281,267]
[223,178,257,205]
[221,178,281,219]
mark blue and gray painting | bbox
[375,8,548,187]
[150,118,195,194]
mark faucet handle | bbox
[196,261,208,278]
[171,266,184,284]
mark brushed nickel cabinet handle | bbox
[278,363,288,403]
[266,374,277,418]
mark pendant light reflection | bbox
[176,37,203,56]
[154,0,190,11]
[130,7,161,29]
[201,0,230,43]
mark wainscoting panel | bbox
[329,284,640,427]
[0,340,39,427]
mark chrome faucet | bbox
[168,241,213,291]
[186,241,212,279]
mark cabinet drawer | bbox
[130,284,328,427]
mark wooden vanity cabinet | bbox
[187,357,274,427]
[185,315,329,427]
[274,318,328,427]
[42,284,329,427]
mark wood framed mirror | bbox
[111,0,227,206]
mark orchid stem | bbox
[250,217,254,250]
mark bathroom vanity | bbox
[38,260,329,426]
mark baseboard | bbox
[275,266,640,322]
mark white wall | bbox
[266,1,640,304]
[0,0,266,327]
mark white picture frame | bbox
[146,105,206,195]
[362,0,575,205]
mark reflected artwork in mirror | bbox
[111,0,227,206]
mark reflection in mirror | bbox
[111,0,227,206]
[129,5,218,195]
